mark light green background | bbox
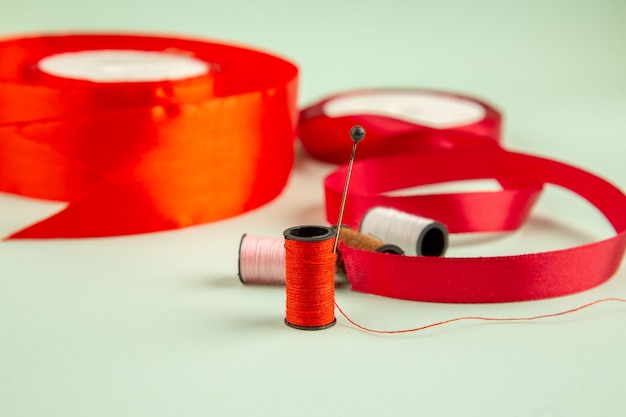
[1,1,625,417]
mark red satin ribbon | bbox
[326,149,626,302]
[0,33,298,238]
[300,89,626,303]
[298,88,502,164]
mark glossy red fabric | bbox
[328,150,626,302]
[298,88,502,164]
[300,90,626,303]
[0,33,298,238]
[325,150,543,233]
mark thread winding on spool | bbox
[359,206,448,256]
[332,224,404,272]
[284,225,337,330]
[334,225,404,254]
[332,225,404,273]
[238,227,402,284]
[238,234,285,285]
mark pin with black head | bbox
[333,125,366,253]
[350,125,366,143]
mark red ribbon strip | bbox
[0,33,298,238]
[326,149,626,302]
[300,89,626,303]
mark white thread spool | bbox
[238,234,285,285]
[37,49,209,82]
[359,207,448,256]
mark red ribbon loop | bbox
[333,150,626,302]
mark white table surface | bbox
[1,1,625,416]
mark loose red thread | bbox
[334,297,626,334]
[284,226,337,330]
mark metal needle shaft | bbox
[333,125,365,253]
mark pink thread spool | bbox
[238,234,285,285]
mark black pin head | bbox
[350,125,366,143]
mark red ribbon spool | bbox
[0,33,298,238]
[298,88,502,164]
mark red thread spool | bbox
[283,225,337,330]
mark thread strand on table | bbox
[334,297,626,334]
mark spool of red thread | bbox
[283,225,337,330]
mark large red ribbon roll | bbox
[0,33,298,238]
[300,89,626,303]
